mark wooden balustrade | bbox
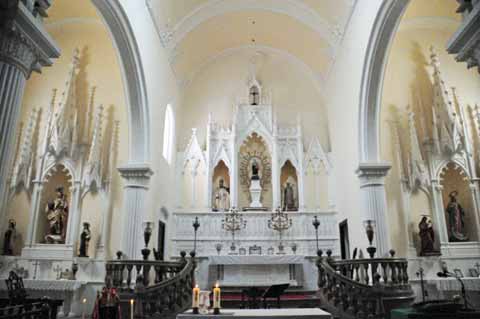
[105,252,189,292]
[316,250,414,319]
[105,251,196,318]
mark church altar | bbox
[208,255,305,287]
[173,211,338,290]
[178,308,332,319]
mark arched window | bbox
[162,104,174,163]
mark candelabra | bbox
[142,221,154,260]
[192,217,200,254]
[222,207,246,255]
[312,216,320,253]
[363,219,376,258]
[268,207,292,255]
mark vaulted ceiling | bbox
[146,0,357,87]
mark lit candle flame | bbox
[215,282,219,288]
[82,298,87,304]
[130,299,134,305]
[195,284,199,288]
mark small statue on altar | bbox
[446,191,469,242]
[45,187,69,244]
[92,287,121,319]
[214,179,230,211]
[249,158,261,181]
[79,222,91,257]
[3,219,17,255]
[418,216,437,256]
[282,181,297,211]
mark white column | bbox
[357,162,392,256]
[0,1,60,239]
[66,181,82,251]
[297,139,305,211]
[231,138,239,208]
[118,163,153,259]
[25,181,44,246]
[272,138,280,208]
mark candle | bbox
[192,284,200,308]
[213,282,221,309]
[82,298,86,319]
[130,299,134,319]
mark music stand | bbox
[262,283,289,309]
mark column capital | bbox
[118,163,153,189]
[357,162,391,185]
[0,0,60,77]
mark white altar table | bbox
[177,308,331,319]
[207,255,304,287]
[431,277,480,291]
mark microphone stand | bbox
[444,271,469,310]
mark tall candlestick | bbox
[82,298,86,319]
[130,299,134,319]
[192,284,200,314]
[213,282,221,315]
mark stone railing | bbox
[316,250,414,319]
[105,253,188,291]
[105,251,196,318]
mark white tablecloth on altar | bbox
[0,279,85,291]
[178,308,332,319]
[431,277,480,291]
[208,255,304,265]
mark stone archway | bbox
[91,0,150,163]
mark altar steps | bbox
[220,290,320,309]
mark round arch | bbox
[91,0,150,163]
[358,0,410,163]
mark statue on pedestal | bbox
[446,191,469,242]
[3,219,16,255]
[45,186,69,244]
[214,179,230,211]
[248,158,263,208]
[249,158,261,181]
[79,222,91,257]
[282,181,297,211]
[418,216,438,256]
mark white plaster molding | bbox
[181,44,326,99]
[91,0,150,163]
[157,0,338,54]
[359,0,410,162]
[398,17,459,32]
[117,163,153,189]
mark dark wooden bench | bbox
[0,271,62,319]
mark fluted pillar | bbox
[118,163,153,259]
[0,0,60,229]
[357,162,392,256]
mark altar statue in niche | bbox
[446,191,469,242]
[282,181,297,211]
[249,158,261,181]
[79,222,91,257]
[214,179,230,211]
[2,219,16,255]
[418,216,437,256]
[45,186,69,244]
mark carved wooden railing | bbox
[105,251,196,319]
[317,250,414,319]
